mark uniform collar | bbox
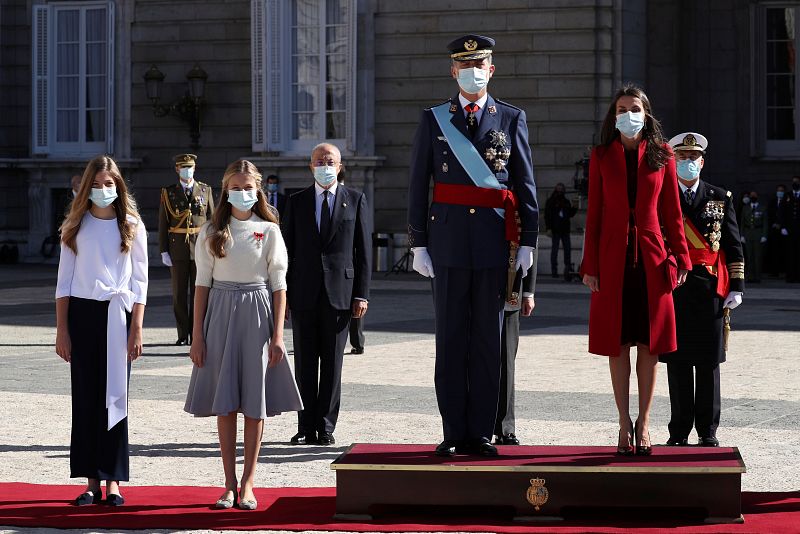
[678,180,700,195]
[458,92,488,110]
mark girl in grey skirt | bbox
[185,159,302,510]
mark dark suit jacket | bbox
[282,184,371,312]
[267,191,286,220]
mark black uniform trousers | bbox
[494,309,519,437]
[666,363,721,440]
[292,288,351,435]
[788,230,800,282]
[550,231,571,276]
[349,316,365,352]
[68,297,130,481]
[433,266,506,441]
[170,260,196,340]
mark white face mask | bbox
[179,167,194,183]
[457,67,490,94]
[89,186,118,208]
[313,166,338,187]
[615,111,645,139]
[227,189,258,211]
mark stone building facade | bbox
[0,0,797,262]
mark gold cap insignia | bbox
[174,153,197,167]
[464,39,478,51]
[683,134,697,147]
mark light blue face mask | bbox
[615,111,645,139]
[89,186,118,208]
[457,67,489,94]
[227,189,258,211]
[676,158,702,181]
[313,166,338,187]
[266,183,278,193]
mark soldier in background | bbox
[766,184,788,277]
[780,176,800,282]
[660,132,744,447]
[740,191,768,283]
[158,154,215,345]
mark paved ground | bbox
[0,263,798,533]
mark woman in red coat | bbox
[580,85,691,455]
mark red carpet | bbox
[0,483,798,532]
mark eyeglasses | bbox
[313,160,340,167]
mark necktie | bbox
[685,189,695,204]
[270,193,276,206]
[320,190,331,240]
[465,103,479,137]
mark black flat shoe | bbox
[318,432,335,445]
[501,433,520,445]
[105,494,125,506]
[74,491,102,506]
[698,436,719,447]
[435,440,458,457]
[290,431,316,445]
[666,437,689,446]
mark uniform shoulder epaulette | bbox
[494,98,522,112]
[425,98,453,112]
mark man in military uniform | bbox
[408,35,538,457]
[659,133,744,447]
[781,176,800,282]
[740,191,768,282]
[158,154,215,345]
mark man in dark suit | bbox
[660,132,744,447]
[781,176,800,282]
[283,143,371,446]
[407,34,539,457]
[266,174,286,219]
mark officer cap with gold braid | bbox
[668,132,708,154]
[447,34,495,61]
[173,153,197,168]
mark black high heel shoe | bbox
[616,419,635,456]
[634,420,652,456]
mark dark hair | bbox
[599,83,670,170]
[267,174,279,182]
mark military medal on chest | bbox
[485,130,511,172]
[702,200,725,251]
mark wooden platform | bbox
[330,444,747,523]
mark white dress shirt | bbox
[458,92,489,124]
[314,181,338,230]
[678,180,700,199]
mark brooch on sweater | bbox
[253,231,264,247]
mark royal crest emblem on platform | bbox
[526,478,549,511]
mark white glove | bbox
[161,252,173,267]
[760,236,767,244]
[740,236,746,244]
[782,228,789,236]
[514,246,534,273]
[723,291,743,310]
[411,247,435,278]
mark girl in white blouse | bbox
[55,155,148,507]
[184,159,301,511]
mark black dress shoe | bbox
[460,438,498,457]
[500,433,520,445]
[290,431,316,445]
[318,432,336,445]
[666,437,689,446]
[175,338,188,346]
[350,347,364,354]
[74,491,102,506]
[698,436,719,447]
[435,440,458,457]
[105,494,125,506]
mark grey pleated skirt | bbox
[184,280,303,419]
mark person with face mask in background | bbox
[407,34,539,457]
[766,184,788,277]
[580,85,691,456]
[55,155,148,507]
[780,176,800,282]
[544,182,577,280]
[282,143,371,446]
[659,132,745,448]
[265,174,286,219]
[158,154,215,346]
[740,190,768,282]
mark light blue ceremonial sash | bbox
[431,102,504,219]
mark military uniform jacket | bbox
[660,180,744,365]
[740,203,768,239]
[407,94,538,270]
[158,181,214,261]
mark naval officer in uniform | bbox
[158,154,215,345]
[659,133,744,447]
[408,34,538,457]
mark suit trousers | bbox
[292,290,351,434]
[494,309,520,437]
[666,362,721,440]
[170,260,196,339]
[349,317,365,351]
[68,297,130,481]
[550,231,572,275]
[432,266,506,441]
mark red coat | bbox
[580,140,691,357]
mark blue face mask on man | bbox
[313,166,338,187]
[676,158,702,181]
[227,189,258,211]
[89,186,118,208]
[266,183,278,193]
[457,67,490,95]
[615,111,645,139]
